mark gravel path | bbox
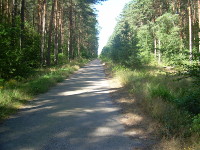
[0,59,145,150]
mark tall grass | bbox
[0,59,89,121]
[103,59,200,149]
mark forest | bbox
[0,0,107,122]
[0,0,200,149]
[100,0,200,149]
[0,0,107,80]
[102,0,200,66]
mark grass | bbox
[0,59,89,121]
[101,58,200,150]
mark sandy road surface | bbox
[0,59,148,150]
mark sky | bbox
[94,0,131,55]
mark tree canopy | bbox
[101,0,200,67]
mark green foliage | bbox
[178,92,200,115]
[102,20,140,67]
[154,13,183,64]
[58,53,68,65]
[101,1,198,67]
[100,0,200,147]
[103,58,200,139]
[182,63,200,86]
[101,46,111,58]
[101,1,200,137]
[174,63,200,115]
[192,114,200,134]
[0,21,40,80]
[137,24,154,64]
[149,84,174,101]
[0,0,100,80]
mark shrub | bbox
[192,114,200,135]
[0,22,40,80]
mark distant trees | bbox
[101,0,200,67]
[0,0,106,79]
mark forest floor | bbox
[0,59,158,150]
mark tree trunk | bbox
[0,0,1,8]
[158,39,161,64]
[78,29,80,57]
[59,15,63,54]
[21,0,25,29]
[11,0,17,47]
[46,0,55,66]
[20,0,25,49]
[154,38,157,59]
[32,5,35,27]
[41,0,46,65]
[1,0,6,22]
[188,0,193,62]
[37,0,42,33]
[5,0,10,21]
[0,0,2,22]
[60,5,64,54]
[12,0,17,26]
[68,0,73,60]
[198,0,200,55]
[54,0,58,65]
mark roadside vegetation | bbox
[0,0,106,121]
[101,57,199,150]
[100,0,200,149]
[0,59,89,121]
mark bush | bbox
[0,22,40,80]
[176,91,200,115]
[192,114,200,135]
[58,53,68,65]
[183,63,200,86]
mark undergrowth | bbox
[0,59,89,121]
[101,57,200,150]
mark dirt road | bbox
[0,59,153,150]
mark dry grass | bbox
[103,60,200,150]
[104,64,159,149]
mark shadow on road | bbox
[0,59,156,150]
